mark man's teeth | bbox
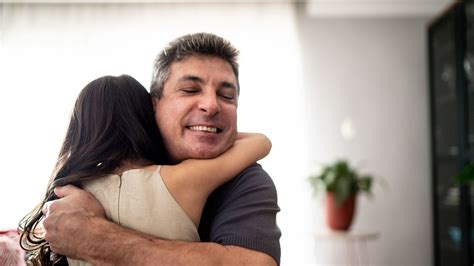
[189,125,218,133]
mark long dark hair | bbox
[19,74,166,265]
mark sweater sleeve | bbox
[198,163,281,264]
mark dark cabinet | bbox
[429,1,474,266]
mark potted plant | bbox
[308,159,373,231]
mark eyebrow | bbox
[220,81,237,91]
[177,75,237,91]
[177,75,203,84]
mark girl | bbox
[19,75,271,265]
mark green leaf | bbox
[358,176,373,193]
[455,164,474,184]
[334,177,353,206]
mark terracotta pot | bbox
[325,192,356,231]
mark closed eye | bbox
[220,94,235,100]
[218,88,237,102]
[181,87,200,94]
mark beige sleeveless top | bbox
[67,165,199,266]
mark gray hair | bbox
[150,32,240,98]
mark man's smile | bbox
[186,125,222,133]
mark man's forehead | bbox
[169,56,237,85]
[171,55,232,70]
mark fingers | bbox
[42,201,53,216]
[43,184,80,216]
[42,185,80,216]
[54,184,80,198]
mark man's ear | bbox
[152,97,158,112]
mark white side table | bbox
[314,230,379,266]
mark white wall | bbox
[296,13,433,265]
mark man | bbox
[42,33,281,265]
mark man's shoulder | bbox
[232,163,274,185]
[239,163,268,177]
[199,163,281,264]
[209,163,278,212]
[218,163,277,196]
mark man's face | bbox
[153,55,238,162]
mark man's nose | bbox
[198,93,221,116]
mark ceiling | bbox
[306,0,455,17]
[1,0,455,18]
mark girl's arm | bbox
[160,132,271,226]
